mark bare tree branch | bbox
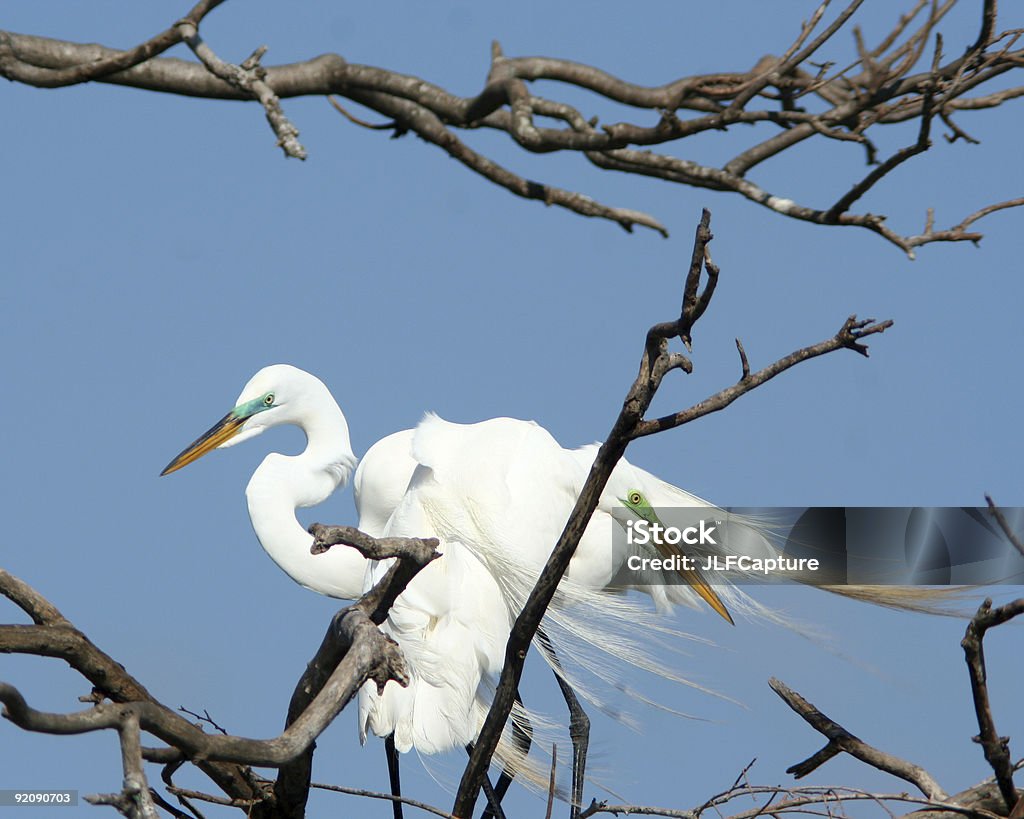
[175,23,306,159]
[0,0,225,88]
[633,314,890,438]
[0,569,260,803]
[84,711,161,819]
[578,784,1012,819]
[0,529,441,819]
[961,598,1024,813]
[768,677,948,800]
[3,1,1021,250]
[253,529,440,818]
[0,607,404,765]
[311,782,457,819]
[308,525,441,625]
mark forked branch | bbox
[768,677,947,800]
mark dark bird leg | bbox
[537,627,590,819]
[385,733,403,819]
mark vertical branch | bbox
[84,711,160,819]
[119,713,161,819]
[960,598,1024,813]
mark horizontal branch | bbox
[579,785,1007,819]
[1,530,439,819]
[0,605,404,766]
[0,570,261,800]
[312,782,456,819]
[0,1,225,88]
[309,524,441,625]
[2,0,1020,250]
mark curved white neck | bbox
[244,401,366,600]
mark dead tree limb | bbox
[453,209,892,817]
[0,0,225,88]
[768,677,948,800]
[0,568,259,804]
[961,598,1024,814]
[0,531,440,819]
[3,2,1022,251]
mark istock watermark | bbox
[611,506,1024,586]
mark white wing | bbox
[396,415,756,719]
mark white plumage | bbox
[163,364,971,816]
[160,366,774,793]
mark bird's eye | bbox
[629,491,642,505]
[264,393,275,406]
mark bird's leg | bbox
[553,670,589,819]
[385,734,403,819]
[481,689,533,819]
[537,628,590,819]
[465,744,508,819]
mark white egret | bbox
[161,366,545,819]
[162,365,948,819]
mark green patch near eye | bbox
[232,395,274,419]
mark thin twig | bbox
[735,339,751,380]
[327,95,398,130]
[984,496,1024,557]
[311,782,457,818]
[545,744,558,819]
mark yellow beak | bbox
[676,565,735,626]
[160,412,246,476]
[646,530,734,625]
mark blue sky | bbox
[2,3,1022,817]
